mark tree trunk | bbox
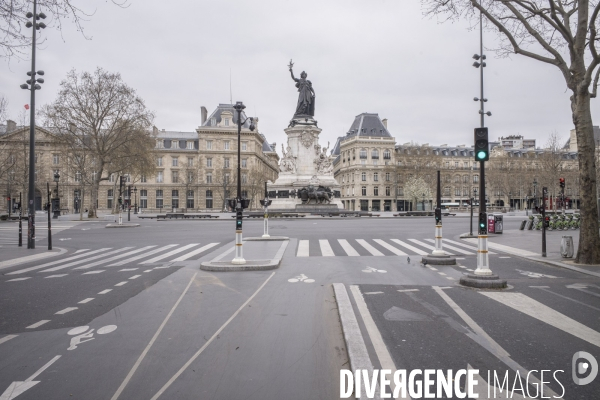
[572,91,600,264]
[88,180,98,218]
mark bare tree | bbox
[42,68,155,218]
[0,95,7,122]
[0,0,128,59]
[246,165,270,210]
[423,0,600,263]
[405,176,433,210]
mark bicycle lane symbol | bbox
[288,274,315,283]
[67,325,117,350]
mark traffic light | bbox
[544,215,550,228]
[559,178,565,189]
[434,208,442,224]
[118,196,123,205]
[478,212,487,234]
[236,210,243,230]
[474,127,489,162]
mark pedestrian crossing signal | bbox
[478,212,487,234]
[435,208,441,224]
[236,210,243,230]
[474,127,489,161]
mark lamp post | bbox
[20,0,47,249]
[133,186,138,214]
[533,178,538,211]
[127,184,131,221]
[231,101,255,264]
[422,193,425,212]
[53,171,60,219]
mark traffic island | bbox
[421,254,456,265]
[244,236,289,241]
[200,239,289,272]
[105,223,140,228]
[460,273,507,289]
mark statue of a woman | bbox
[289,62,315,117]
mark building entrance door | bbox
[360,200,368,211]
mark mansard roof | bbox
[344,113,391,138]
[202,103,253,129]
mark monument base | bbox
[459,273,507,289]
[421,254,456,265]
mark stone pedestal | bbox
[269,123,342,210]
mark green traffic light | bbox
[479,223,485,228]
[476,151,487,160]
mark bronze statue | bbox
[288,59,315,118]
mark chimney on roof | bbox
[382,118,388,129]
[153,126,159,135]
[6,120,16,132]
[69,122,77,133]
[201,106,207,125]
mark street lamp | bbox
[53,171,60,219]
[231,101,255,264]
[422,193,425,212]
[133,186,138,214]
[20,0,47,249]
[533,178,538,211]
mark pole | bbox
[47,182,52,250]
[542,187,547,257]
[470,196,474,236]
[27,0,38,249]
[262,181,270,238]
[127,185,131,222]
[18,192,22,247]
[432,170,444,255]
[232,102,245,264]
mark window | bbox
[107,190,114,208]
[371,149,379,159]
[454,175,460,183]
[206,140,213,150]
[224,158,230,168]
[455,188,461,196]
[35,153,39,163]
[187,157,194,167]
[241,174,247,184]
[225,118,230,126]
[374,172,379,182]
[156,190,163,208]
[361,186,367,196]
[386,187,391,196]
[224,173,230,184]
[187,141,194,150]
[361,172,366,181]
[397,187,404,196]
[241,141,247,151]
[53,154,59,164]
[224,141,230,150]
[207,158,212,168]
[444,187,450,196]
[242,158,247,168]
[75,172,82,182]
[463,187,469,196]
[157,157,163,167]
[463,175,469,183]
[156,140,164,149]
[172,190,179,208]
[206,190,213,208]
[157,171,163,183]
[140,190,147,209]
[455,162,459,168]
[383,149,391,159]
[374,187,379,196]
[359,149,367,159]
[242,190,248,198]
[445,175,451,183]
[172,157,178,167]
[473,175,479,183]
[187,171,194,183]
[141,175,147,183]
[172,171,179,183]
[385,172,390,182]
[206,173,212,184]
[187,190,194,208]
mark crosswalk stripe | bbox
[390,239,428,255]
[355,239,384,256]
[373,239,408,256]
[319,240,335,257]
[140,244,200,264]
[7,248,112,275]
[424,239,473,255]
[40,247,134,273]
[408,239,454,255]
[72,246,157,270]
[171,243,220,261]
[482,292,600,347]
[464,238,537,257]
[297,240,309,257]
[338,239,360,256]
[108,244,179,266]
[441,238,497,254]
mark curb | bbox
[524,256,600,278]
[0,247,67,271]
[200,240,289,272]
[243,236,289,241]
[105,223,140,228]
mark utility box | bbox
[560,236,574,258]
[487,214,495,233]
[494,214,504,234]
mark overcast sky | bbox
[1,0,595,153]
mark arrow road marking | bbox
[362,266,387,273]
[566,283,600,298]
[0,355,61,400]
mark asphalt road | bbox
[0,215,598,399]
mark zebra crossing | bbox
[0,222,79,246]
[5,242,221,276]
[295,238,498,257]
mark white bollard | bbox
[231,230,246,264]
[475,235,491,275]
[432,223,445,256]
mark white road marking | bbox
[499,256,511,259]
[74,249,89,254]
[287,274,315,283]
[98,289,112,294]
[458,266,467,269]
[441,238,497,254]
[531,286,600,312]
[129,275,141,280]
[0,335,18,345]
[143,270,152,273]
[482,292,600,347]
[390,239,428,255]
[140,244,199,264]
[108,245,178,266]
[364,291,384,294]
[438,272,447,276]
[73,246,157,270]
[397,289,419,292]
[464,238,538,257]
[45,274,68,278]
[119,268,138,272]
[446,277,455,280]
[567,283,600,298]
[466,269,474,272]
[115,281,127,286]
[82,270,104,275]
[7,248,111,275]
[0,249,67,271]
[41,247,133,273]
[515,269,558,279]
[426,265,438,271]
[26,320,50,329]
[319,240,335,257]
[153,266,171,269]
[171,242,220,261]
[337,239,360,256]
[0,355,61,400]
[6,277,31,282]
[297,240,309,257]
[78,298,94,304]
[408,239,454,255]
[374,239,408,255]
[362,266,387,273]
[455,258,465,260]
[530,286,550,288]
[145,272,275,400]
[356,239,384,256]
[55,307,78,315]
[425,239,473,254]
